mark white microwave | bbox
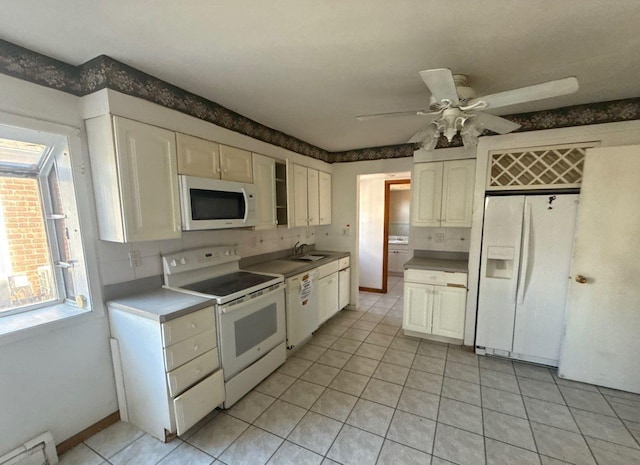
[179,175,257,230]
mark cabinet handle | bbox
[216,168,221,173]
[195,368,202,374]
[193,344,199,352]
[191,323,197,329]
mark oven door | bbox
[217,285,285,380]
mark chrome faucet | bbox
[292,241,309,256]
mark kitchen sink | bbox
[292,254,326,262]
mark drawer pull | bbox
[193,344,199,352]
[191,323,197,329]
[195,368,202,375]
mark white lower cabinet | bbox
[318,273,339,324]
[403,269,467,340]
[338,266,350,310]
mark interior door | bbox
[559,145,640,393]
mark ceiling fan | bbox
[356,69,579,150]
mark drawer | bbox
[405,269,446,286]
[173,369,225,436]
[318,260,340,279]
[167,349,219,397]
[445,272,467,287]
[338,256,350,270]
[161,306,215,347]
[164,328,217,372]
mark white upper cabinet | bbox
[219,145,253,183]
[412,159,475,228]
[252,153,277,230]
[319,171,332,225]
[288,163,309,228]
[307,168,320,226]
[86,115,181,243]
[176,133,220,178]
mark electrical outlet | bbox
[128,250,142,268]
[434,233,446,243]
[342,224,351,237]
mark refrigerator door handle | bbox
[517,202,532,305]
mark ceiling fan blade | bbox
[471,112,521,134]
[355,109,438,121]
[407,117,441,143]
[419,68,460,106]
[468,76,579,110]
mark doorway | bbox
[383,179,411,291]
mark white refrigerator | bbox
[476,194,579,366]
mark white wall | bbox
[357,176,387,290]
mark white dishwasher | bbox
[285,268,319,350]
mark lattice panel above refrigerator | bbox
[487,143,598,190]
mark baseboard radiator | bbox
[0,433,58,465]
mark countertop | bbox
[107,288,214,322]
[243,250,350,278]
[404,250,469,273]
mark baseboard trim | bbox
[359,286,384,293]
[56,411,120,456]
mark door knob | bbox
[575,275,588,284]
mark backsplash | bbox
[97,226,318,286]
[410,226,471,253]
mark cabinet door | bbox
[412,162,443,226]
[307,168,320,226]
[219,145,253,182]
[319,171,332,225]
[432,286,466,339]
[252,154,277,230]
[176,133,220,178]
[441,159,475,227]
[338,268,350,310]
[113,116,181,242]
[403,283,432,334]
[318,273,339,324]
[291,164,309,228]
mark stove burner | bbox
[182,272,275,297]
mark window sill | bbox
[0,303,98,346]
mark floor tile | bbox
[387,410,436,454]
[418,341,448,359]
[530,422,596,465]
[514,362,555,383]
[444,361,480,384]
[376,439,432,465]
[351,319,377,331]
[266,441,323,465]
[318,324,348,338]
[330,337,361,354]
[571,407,639,448]
[552,373,600,392]
[59,443,106,465]
[483,409,536,451]
[294,344,327,362]
[381,348,415,368]
[365,332,395,347]
[287,411,342,455]
[309,334,338,348]
[372,361,409,385]
[355,342,388,360]
[327,424,384,465]
[255,372,297,398]
[397,386,440,420]
[433,423,485,465]
[188,413,250,457]
[361,378,403,408]
[437,397,483,434]
[519,378,565,404]
[479,356,515,374]
[482,387,527,418]
[343,328,371,342]
[84,420,144,458]
[559,385,616,416]
[389,336,420,353]
[585,436,640,465]
[485,438,541,465]
[446,348,479,366]
[253,399,307,437]
[277,357,313,378]
[310,388,358,422]
[412,354,446,375]
[405,369,443,395]
[346,398,395,436]
[608,398,640,422]
[300,362,340,386]
[279,379,325,408]
[480,368,520,394]
[329,370,370,396]
[156,442,214,465]
[523,396,579,432]
[227,391,276,423]
[343,354,379,376]
[316,349,352,369]
[599,386,640,403]
[219,426,283,465]
[441,376,481,406]
[373,323,399,336]
[110,434,181,465]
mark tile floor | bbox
[61,276,640,465]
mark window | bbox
[0,124,89,317]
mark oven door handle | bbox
[218,283,284,314]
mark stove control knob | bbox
[180,257,187,265]
[170,259,177,267]
[234,249,239,255]
[225,250,230,256]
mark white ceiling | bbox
[2,1,640,152]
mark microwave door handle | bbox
[242,187,249,223]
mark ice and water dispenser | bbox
[485,246,516,279]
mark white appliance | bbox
[163,246,285,407]
[476,194,579,366]
[285,268,319,349]
[179,176,257,230]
